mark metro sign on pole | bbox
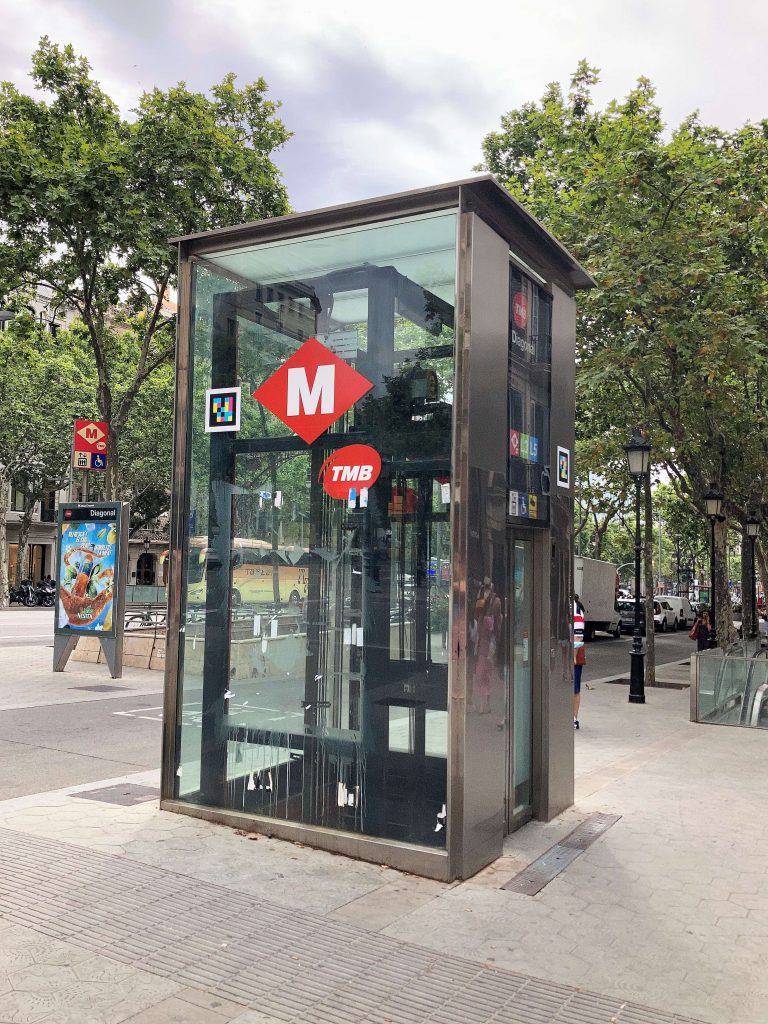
[74,420,108,454]
[72,419,109,472]
[252,336,373,444]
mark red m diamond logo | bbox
[252,336,373,444]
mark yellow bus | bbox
[186,537,309,608]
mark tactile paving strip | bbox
[0,825,702,1024]
[502,813,621,895]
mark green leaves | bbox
[480,64,768,550]
[0,37,291,501]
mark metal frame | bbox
[53,501,129,679]
[162,177,590,880]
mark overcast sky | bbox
[2,0,767,212]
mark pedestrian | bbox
[690,606,712,651]
[574,595,586,729]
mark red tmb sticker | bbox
[319,445,382,499]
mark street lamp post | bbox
[624,430,652,704]
[703,486,724,649]
[746,515,760,640]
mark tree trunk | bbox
[106,425,119,502]
[756,538,768,614]
[0,473,9,606]
[14,491,36,586]
[714,517,734,646]
[740,530,755,640]
[643,471,656,688]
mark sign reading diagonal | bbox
[252,336,373,444]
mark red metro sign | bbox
[319,445,382,498]
[252,336,373,444]
[74,419,108,453]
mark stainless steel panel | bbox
[159,800,452,881]
[449,208,509,879]
[537,281,576,821]
[161,253,193,801]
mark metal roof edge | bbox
[171,173,596,290]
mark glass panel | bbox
[695,644,768,728]
[176,211,456,848]
[508,265,551,526]
[511,539,533,816]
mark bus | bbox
[185,537,309,608]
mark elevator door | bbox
[506,536,533,831]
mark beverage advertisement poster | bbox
[56,506,119,634]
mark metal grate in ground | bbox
[69,783,160,806]
[0,826,703,1024]
[502,813,621,895]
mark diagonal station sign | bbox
[252,336,373,444]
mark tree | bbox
[0,38,291,498]
[0,312,96,599]
[479,64,768,646]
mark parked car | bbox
[618,599,677,634]
[618,599,645,634]
[657,595,694,630]
[653,599,677,632]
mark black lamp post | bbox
[746,514,760,640]
[703,486,724,648]
[624,430,652,703]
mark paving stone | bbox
[0,826,709,1024]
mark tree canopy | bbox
[480,63,768,641]
[0,38,292,498]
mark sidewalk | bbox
[0,657,766,1022]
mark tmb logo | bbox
[253,337,373,444]
[512,292,528,330]
[319,445,382,499]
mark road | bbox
[583,628,692,681]
[0,606,56,647]
[0,607,162,799]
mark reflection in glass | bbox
[512,540,533,814]
[176,212,456,848]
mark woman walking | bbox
[691,606,712,651]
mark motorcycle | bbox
[9,579,38,606]
[35,579,56,608]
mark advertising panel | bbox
[55,504,122,636]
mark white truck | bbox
[574,556,621,640]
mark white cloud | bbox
[2,0,768,212]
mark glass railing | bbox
[125,585,167,605]
[692,639,768,728]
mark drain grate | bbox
[560,812,621,850]
[70,784,160,806]
[502,812,621,895]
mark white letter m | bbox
[286,365,335,416]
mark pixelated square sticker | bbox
[205,386,241,433]
[557,445,571,488]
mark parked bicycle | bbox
[124,605,167,630]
